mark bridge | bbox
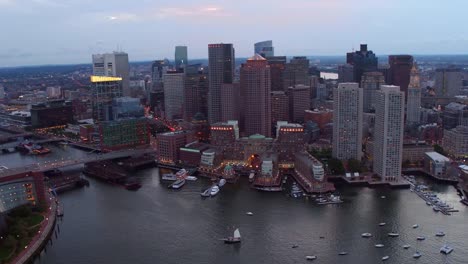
[0,148,156,177]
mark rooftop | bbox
[425,151,450,162]
[247,54,266,61]
[90,76,123,83]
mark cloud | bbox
[153,6,232,19]
[0,0,15,6]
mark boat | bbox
[413,252,422,258]
[379,222,386,226]
[417,236,425,241]
[435,231,445,237]
[412,224,419,228]
[246,212,253,216]
[426,201,432,206]
[162,173,177,181]
[433,206,440,212]
[403,244,411,249]
[440,244,453,254]
[222,228,241,244]
[338,252,348,256]
[375,244,384,248]
[361,233,372,238]
[186,176,198,181]
[317,194,343,205]
[200,187,211,197]
[382,256,389,261]
[169,179,185,189]
[210,186,220,196]
[305,256,317,261]
[292,244,299,248]
[381,196,386,199]
[248,171,255,182]
[175,169,189,178]
[388,233,399,237]
[290,183,303,198]
[57,204,64,217]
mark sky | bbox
[0,0,467,67]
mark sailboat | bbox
[223,228,241,244]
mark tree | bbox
[434,144,446,156]
[328,158,345,175]
[347,159,361,173]
[3,235,17,249]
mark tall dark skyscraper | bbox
[208,43,235,124]
[151,59,171,89]
[184,64,207,121]
[175,46,188,69]
[283,56,309,90]
[254,40,274,58]
[266,56,286,92]
[388,55,414,96]
[346,44,378,83]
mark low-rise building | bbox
[156,130,195,164]
[0,171,46,213]
[99,118,150,151]
[30,100,73,128]
[403,141,434,164]
[424,151,450,177]
[443,125,468,158]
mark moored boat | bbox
[305,256,317,261]
[413,252,422,258]
[375,244,384,248]
[338,251,348,256]
[222,228,241,244]
[417,236,425,241]
[361,233,372,238]
[210,185,220,196]
[162,173,177,181]
[388,232,399,237]
[169,179,185,189]
[403,244,411,249]
[382,256,389,261]
[435,231,445,237]
[379,222,386,226]
[440,244,453,254]
[200,187,211,197]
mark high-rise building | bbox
[92,52,130,96]
[184,64,208,121]
[346,44,378,83]
[373,85,405,181]
[208,43,235,124]
[276,121,305,162]
[283,56,309,90]
[240,54,271,137]
[338,64,354,83]
[90,76,123,122]
[435,67,463,97]
[151,59,171,89]
[442,102,468,129]
[175,46,188,69]
[163,70,185,120]
[156,131,195,164]
[254,40,274,58]
[406,63,421,125]
[288,84,310,123]
[361,71,385,112]
[388,55,413,96]
[221,83,240,122]
[271,91,289,130]
[266,56,286,92]
[332,83,363,161]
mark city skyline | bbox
[1,0,468,67]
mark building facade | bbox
[266,56,286,92]
[99,118,150,151]
[0,171,45,213]
[30,100,73,128]
[156,131,195,164]
[435,68,462,97]
[406,63,421,125]
[174,46,188,69]
[163,71,185,120]
[283,57,309,90]
[92,52,130,96]
[388,55,413,96]
[443,125,468,158]
[346,44,378,83]
[90,76,123,122]
[221,83,240,122]
[361,71,385,112]
[254,40,274,58]
[287,84,310,123]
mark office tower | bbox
[163,70,185,120]
[90,76,123,122]
[151,59,171,89]
[92,52,130,96]
[332,83,363,161]
[271,91,289,128]
[338,64,354,83]
[435,67,463,97]
[406,63,421,125]
[254,40,274,58]
[283,56,309,90]
[221,83,240,122]
[184,64,208,121]
[373,85,405,181]
[266,56,286,92]
[208,43,235,124]
[175,46,188,69]
[361,72,385,112]
[288,84,310,123]
[442,102,468,129]
[240,54,271,137]
[388,55,413,96]
[346,44,378,83]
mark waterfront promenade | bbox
[11,196,57,264]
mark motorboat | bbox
[200,187,211,197]
[162,173,177,181]
[435,231,445,237]
[246,212,253,216]
[222,228,241,244]
[305,256,317,261]
[433,206,440,212]
[440,244,453,254]
[382,256,389,261]
[375,244,384,248]
[186,176,198,181]
[379,222,386,226]
[338,252,348,256]
[210,186,220,196]
[290,183,303,198]
[361,233,372,238]
[175,168,189,178]
[417,236,425,241]
[413,252,422,258]
[403,244,411,249]
[169,179,185,189]
[412,224,419,229]
[426,201,432,206]
[292,244,299,249]
[388,233,399,237]
[381,196,386,199]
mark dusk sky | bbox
[0,0,466,67]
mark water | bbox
[320,72,338,80]
[2,145,467,264]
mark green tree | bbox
[434,144,446,156]
[3,235,17,249]
[347,159,361,173]
[328,158,345,175]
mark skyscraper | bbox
[332,83,363,161]
[338,64,354,83]
[388,55,413,96]
[90,76,123,122]
[361,72,385,112]
[163,70,185,120]
[92,52,130,96]
[435,67,462,97]
[208,43,235,124]
[271,91,289,132]
[221,83,241,122]
[266,56,286,92]
[175,46,188,69]
[406,63,421,125]
[288,84,310,123]
[151,59,171,89]
[184,64,207,121]
[283,56,309,90]
[254,40,274,58]
[373,85,405,181]
[346,44,378,83]
[240,54,271,137]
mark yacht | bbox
[417,236,425,241]
[338,252,348,256]
[186,176,198,181]
[413,252,422,259]
[379,222,386,226]
[200,187,211,197]
[162,173,177,181]
[361,233,372,238]
[210,186,220,196]
[403,244,411,249]
[382,256,389,261]
[305,256,317,261]
[290,183,304,198]
[388,233,399,237]
[412,224,419,229]
[175,169,189,178]
[169,179,185,189]
[435,231,445,237]
[375,244,384,248]
[222,228,241,244]
[440,244,453,254]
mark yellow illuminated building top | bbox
[90,76,123,83]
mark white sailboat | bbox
[223,228,241,244]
